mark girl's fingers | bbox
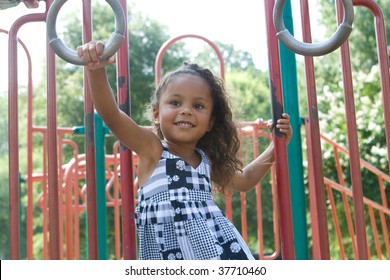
[75,41,117,70]
[76,41,105,65]
[266,120,273,132]
[88,41,105,62]
[95,41,105,56]
[76,46,84,60]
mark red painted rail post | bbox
[264,0,295,260]
[117,0,137,260]
[299,0,330,259]
[45,0,62,260]
[336,0,368,260]
[8,8,48,259]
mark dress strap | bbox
[160,141,174,159]
[195,147,210,165]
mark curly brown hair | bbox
[149,62,242,192]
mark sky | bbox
[0,0,322,93]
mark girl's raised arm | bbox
[77,41,162,159]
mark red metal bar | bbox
[321,132,390,258]
[117,0,137,260]
[45,0,61,259]
[238,144,248,242]
[62,140,79,259]
[325,184,346,259]
[352,0,390,176]
[253,137,264,259]
[19,34,34,261]
[324,177,390,259]
[333,146,346,185]
[82,0,98,260]
[7,23,20,259]
[368,206,382,259]
[42,131,49,259]
[2,28,34,259]
[57,134,64,259]
[252,126,281,260]
[304,119,321,258]
[154,34,225,84]
[321,135,390,185]
[299,0,330,259]
[341,193,358,258]
[112,144,122,259]
[336,0,368,259]
[378,210,390,256]
[8,9,47,260]
[264,0,295,259]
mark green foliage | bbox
[318,0,390,74]
[311,0,390,259]
[226,68,270,121]
[316,0,389,194]
[194,41,256,75]
[0,154,9,259]
[127,11,190,125]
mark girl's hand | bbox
[267,113,293,144]
[76,41,115,70]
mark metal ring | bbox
[273,0,354,56]
[47,0,125,65]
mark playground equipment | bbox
[4,0,390,260]
[46,0,126,65]
[273,0,354,56]
[0,0,39,9]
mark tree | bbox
[316,0,389,183]
[309,0,390,259]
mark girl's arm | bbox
[77,41,162,161]
[232,113,292,192]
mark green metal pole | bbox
[19,174,26,259]
[85,211,88,260]
[72,126,89,259]
[94,112,108,260]
[278,0,309,259]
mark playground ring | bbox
[47,0,125,65]
[273,0,354,56]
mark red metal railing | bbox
[24,123,389,260]
[321,134,390,259]
[299,0,331,259]
[27,122,282,260]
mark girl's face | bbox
[153,74,214,146]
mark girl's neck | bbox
[164,140,201,168]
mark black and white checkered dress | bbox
[135,143,254,260]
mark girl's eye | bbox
[170,100,180,106]
[194,104,204,109]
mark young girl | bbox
[77,41,292,260]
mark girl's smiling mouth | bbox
[175,121,195,128]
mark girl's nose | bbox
[180,106,192,115]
